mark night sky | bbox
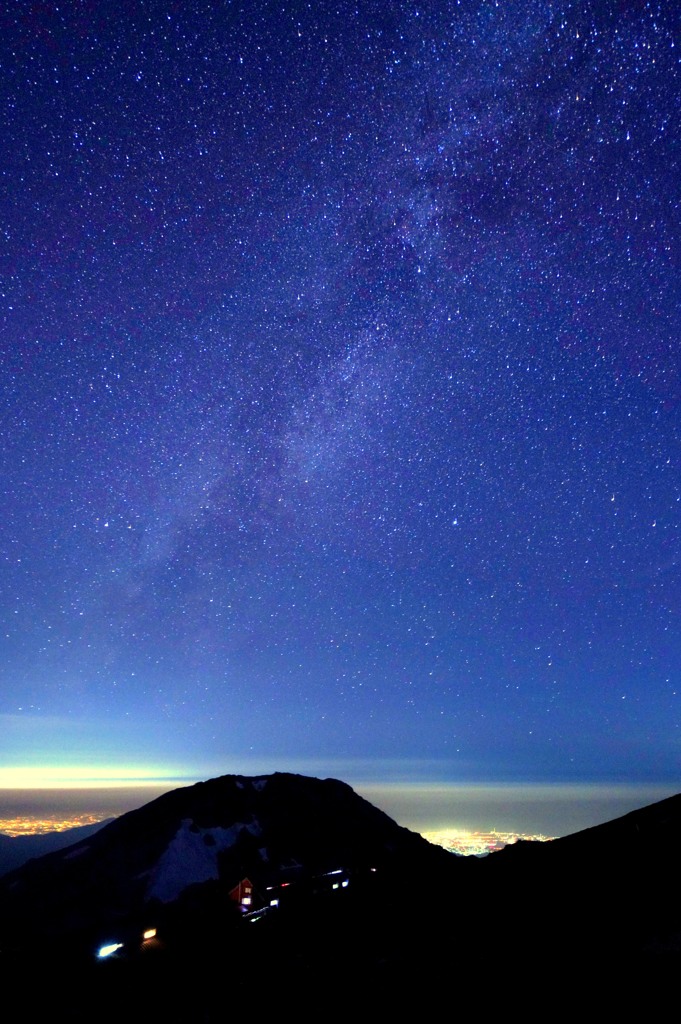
[1,1,679,790]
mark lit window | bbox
[270,898,279,907]
[143,928,157,940]
[242,896,252,905]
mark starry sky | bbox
[1,1,679,790]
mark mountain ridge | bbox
[0,771,453,950]
[1,773,679,1014]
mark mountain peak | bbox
[0,771,444,955]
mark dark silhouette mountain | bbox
[0,819,113,878]
[0,775,678,1016]
[0,772,451,954]
[481,790,681,962]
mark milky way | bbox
[1,1,679,784]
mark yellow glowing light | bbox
[0,814,106,837]
[422,828,554,856]
[142,928,157,940]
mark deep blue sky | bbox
[1,1,679,787]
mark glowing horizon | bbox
[0,765,199,790]
[1,758,679,793]
[0,769,677,837]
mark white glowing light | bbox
[97,942,123,958]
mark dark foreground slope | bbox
[0,776,679,1017]
[483,790,681,961]
[0,772,454,955]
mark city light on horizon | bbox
[0,774,677,841]
[422,828,554,856]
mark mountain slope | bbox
[0,777,679,1014]
[482,790,681,959]
[0,772,451,953]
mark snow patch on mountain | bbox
[147,818,261,902]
